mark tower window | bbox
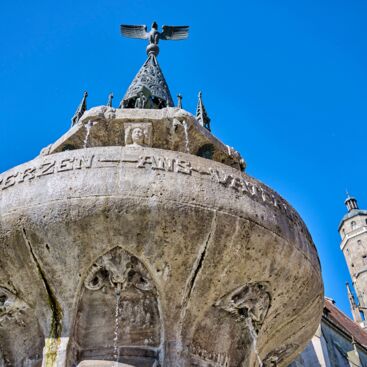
[358,240,362,246]
[360,311,366,321]
[351,221,357,230]
[363,255,367,265]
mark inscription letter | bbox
[57,158,75,172]
[37,161,56,177]
[151,157,174,172]
[2,173,18,190]
[210,169,233,186]
[18,168,36,183]
[137,156,153,168]
[175,160,191,175]
[74,155,94,170]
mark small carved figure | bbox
[135,91,148,108]
[124,122,152,147]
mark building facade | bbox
[340,195,367,328]
[290,197,367,367]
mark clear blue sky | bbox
[1,0,367,317]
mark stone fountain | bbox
[0,22,323,367]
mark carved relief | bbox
[124,122,153,147]
[191,344,230,367]
[215,283,270,331]
[263,344,297,367]
[0,287,28,325]
[84,247,154,292]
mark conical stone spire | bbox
[120,54,174,109]
[196,91,211,131]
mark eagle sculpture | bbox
[120,22,189,55]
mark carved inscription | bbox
[0,152,305,230]
[0,155,94,191]
[137,155,192,175]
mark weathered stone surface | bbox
[0,139,323,366]
[40,107,245,172]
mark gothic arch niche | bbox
[74,247,162,367]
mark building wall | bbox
[289,320,367,367]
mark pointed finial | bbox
[346,282,363,323]
[71,91,88,127]
[107,92,114,107]
[196,91,211,132]
[177,94,183,109]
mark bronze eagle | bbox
[120,21,189,45]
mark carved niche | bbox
[76,247,161,365]
[124,122,153,147]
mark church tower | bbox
[339,194,367,328]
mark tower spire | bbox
[345,193,359,212]
[346,282,363,323]
[196,91,211,131]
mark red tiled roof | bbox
[324,298,367,347]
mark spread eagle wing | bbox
[161,25,189,40]
[120,24,148,39]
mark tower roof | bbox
[324,298,367,348]
[120,54,174,109]
[345,193,359,212]
[338,194,367,230]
